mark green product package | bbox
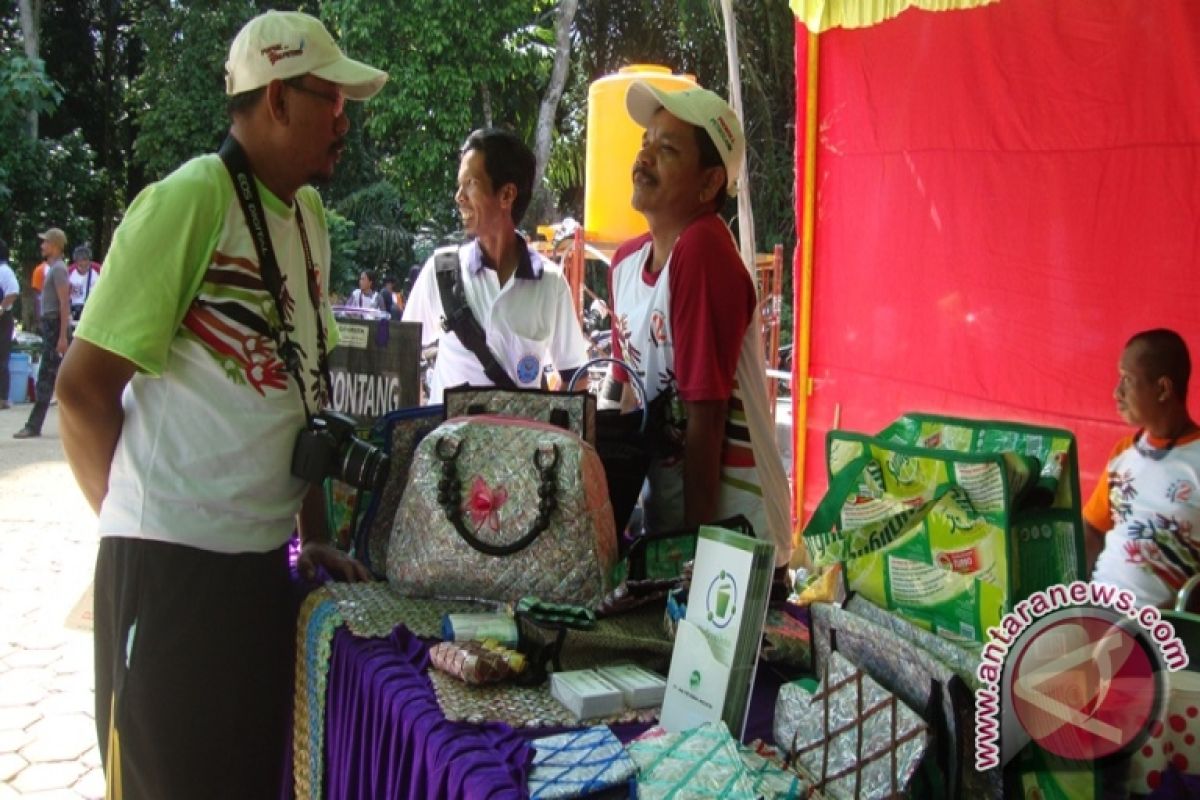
[804,414,1085,644]
[1011,744,1102,800]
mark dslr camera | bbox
[292,410,390,492]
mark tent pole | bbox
[719,0,757,271]
[792,23,820,560]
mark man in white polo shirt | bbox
[608,81,796,587]
[403,128,588,402]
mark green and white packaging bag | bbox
[804,414,1085,644]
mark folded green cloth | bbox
[516,596,597,630]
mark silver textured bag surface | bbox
[774,650,928,799]
[387,415,617,606]
[442,387,597,445]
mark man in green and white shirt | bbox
[56,11,386,797]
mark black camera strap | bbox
[434,250,517,390]
[218,135,332,419]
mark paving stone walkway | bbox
[0,404,103,799]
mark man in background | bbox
[13,227,69,438]
[29,257,46,323]
[380,273,403,319]
[68,243,101,327]
[0,238,18,410]
[1085,329,1199,609]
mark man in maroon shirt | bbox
[608,82,796,587]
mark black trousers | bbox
[0,310,13,402]
[24,316,63,432]
[94,537,294,800]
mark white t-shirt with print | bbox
[76,153,338,554]
[402,239,588,403]
[1088,432,1200,608]
[610,216,794,567]
[69,267,99,309]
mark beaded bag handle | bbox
[433,435,560,557]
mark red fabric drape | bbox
[797,0,1200,520]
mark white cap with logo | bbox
[625,81,745,195]
[225,10,388,100]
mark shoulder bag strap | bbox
[434,250,516,389]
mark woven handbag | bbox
[353,404,444,576]
[388,415,618,606]
[443,387,596,445]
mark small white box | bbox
[595,664,667,709]
[550,670,625,720]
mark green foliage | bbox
[3,0,798,340]
[332,180,418,288]
[129,0,282,180]
[0,53,61,123]
[322,0,552,238]
[324,206,358,296]
[0,49,103,269]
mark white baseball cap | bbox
[225,10,387,100]
[625,81,745,195]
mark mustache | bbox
[633,166,657,185]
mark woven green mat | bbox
[429,669,659,729]
[324,581,495,638]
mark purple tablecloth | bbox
[312,626,791,799]
[322,626,534,800]
[301,598,804,799]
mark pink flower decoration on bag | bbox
[465,476,508,532]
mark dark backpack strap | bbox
[434,250,516,389]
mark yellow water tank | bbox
[584,65,696,244]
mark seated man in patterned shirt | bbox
[1085,328,1199,609]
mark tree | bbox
[0,47,103,275]
[36,0,138,254]
[1,0,797,336]
[322,0,553,237]
[529,0,578,221]
[17,0,39,137]
[129,0,266,181]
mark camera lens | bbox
[339,437,390,492]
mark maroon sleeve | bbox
[668,217,755,402]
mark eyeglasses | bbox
[284,79,346,118]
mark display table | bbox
[293,609,791,800]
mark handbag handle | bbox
[432,435,560,557]
[567,357,649,434]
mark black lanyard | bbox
[217,135,331,418]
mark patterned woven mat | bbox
[293,588,344,800]
[429,670,659,730]
[323,581,495,638]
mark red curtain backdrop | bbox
[796,0,1200,520]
